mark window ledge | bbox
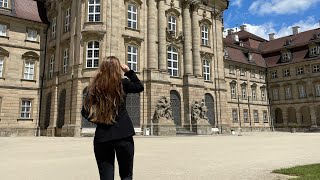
[0,35,9,39]
[170,76,182,79]
[204,80,213,83]
[0,77,5,80]
[21,79,37,83]
[0,7,11,11]
[125,27,140,33]
[17,118,33,121]
[201,45,211,48]
[25,39,39,44]
[84,21,103,25]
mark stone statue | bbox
[154,96,173,120]
[200,99,208,121]
[191,99,208,123]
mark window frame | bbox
[26,28,38,42]
[241,85,247,100]
[229,65,235,74]
[127,44,138,72]
[20,99,32,119]
[285,86,292,100]
[313,64,320,73]
[298,85,306,98]
[251,87,257,101]
[272,88,279,100]
[62,48,69,74]
[0,23,8,37]
[297,67,304,75]
[64,8,71,32]
[315,84,320,97]
[167,15,177,37]
[240,68,245,76]
[127,3,138,30]
[261,88,266,101]
[243,109,248,123]
[250,69,255,78]
[167,45,179,77]
[88,0,101,22]
[203,59,210,81]
[86,41,100,68]
[271,70,277,79]
[232,109,238,122]
[201,24,209,46]
[51,17,56,39]
[0,0,8,8]
[263,110,268,123]
[230,83,236,99]
[23,60,35,80]
[283,69,290,77]
[49,55,54,79]
[253,110,259,123]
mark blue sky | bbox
[223,0,320,39]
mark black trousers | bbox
[94,136,134,180]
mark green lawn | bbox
[273,164,320,180]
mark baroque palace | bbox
[0,0,319,136]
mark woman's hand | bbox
[120,63,130,73]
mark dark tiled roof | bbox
[0,0,45,23]
[225,46,267,68]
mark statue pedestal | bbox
[192,119,212,135]
[152,118,176,136]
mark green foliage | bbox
[273,164,320,180]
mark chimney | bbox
[292,26,300,35]
[240,25,247,31]
[228,29,234,35]
[268,33,275,41]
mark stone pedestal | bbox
[61,124,81,137]
[152,118,176,136]
[46,126,56,137]
[192,119,212,135]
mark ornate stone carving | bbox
[191,99,208,124]
[212,10,223,21]
[122,35,144,45]
[153,96,173,120]
[166,29,184,44]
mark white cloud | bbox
[231,0,243,8]
[249,0,320,15]
[224,17,319,40]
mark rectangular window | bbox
[240,68,245,76]
[283,69,290,77]
[271,71,277,79]
[63,48,69,74]
[88,0,101,22]
[201,25,209,46]
[27,29,37,41]
[0,57,3,77]
[0,24,7,36]
[231,84,236,99]
[310,46,319,56]
[313,65,320,73]
[0,0,8,8]
[24,61,35,80]
[282,51,291,61]
[232,109,238,122]
[49,55,54,79]
[297,67,304,75]
[285,86,292,99]
[86,41,99,68]
[241,86,247,99]
[20,99,32,119]
[52,17,56,39]
[273,88,279,100]
[127,4,138,29]
[252,88,256,101]
[167,46,178,77]
[250,69,255,78]
[254,110,259,123]
[261,88,266,101]
[127,45,138,72]
[315,84,320,97]
[229,65,235,74]
[168,16,176,36]
[203,60,210,81]
[65,8,70,32]
[299,85,306,98]
[243,109,248,123]
[263,111,268,123]
[259,71,264,79]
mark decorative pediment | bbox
[61,0,72,9]
[125,0,143,6]
[199,18,212,26]
[251,83,257,87]
[0,47,9,57]
[260,85,266,89]
[230,80,237,84]
[166,30,184,44]
[165,8,180,17]
[22,51,39,60]
[122,35,144,45]
[200,51,214,59]
[241,81,247,86]
[81,30,106,43]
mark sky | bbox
[223,0,320,39]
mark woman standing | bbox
[82,56,144,180]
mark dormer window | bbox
[285,39,293,46]
[281,50,291,62]
[239,41,244,47]
[245,52,253,62]
[224,48,229,57]
[271,70,277,79]
[309,45,319,57]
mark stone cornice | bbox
[22,51,40,60]
[199,18,212,26]
[165,8,181,17]
[0,47,10,57]
[125,0,143,6]
[122,34,144,45]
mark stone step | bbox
[176,130,197,136]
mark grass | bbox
[273,164,320,180]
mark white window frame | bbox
[86,41,99,68]
[127,45,138,72]
[0,24,7,36]
[313,64,320,73]
[241,86,247,99]
[24,60,35,80]
[232,109,238,122]
[310,46,319,56]
[27,29,37,41]
[20,99,32,119]
[282,51,291,61]
[229,65,235,74]
[231,84,236,99]
[297,67,304,75]
[243,109,248,123]
[0,57,3,77]
[259,71,264,79]
[52,17,56,39]
[250,69,255,78]
[315,84,320,97]
[167,46,178,77]
[49,55,54,79]
[252,88,256,101]
[285,86,292,99]
[63,48,69,74]
[298,85,306,98]
[254,110,259,123]
[271,71,277,79]
[65,8,70,32]
[203,59,210,81]
[127,3,138,29]
[88,0,101,22]
[168,15,176,36]
[273,88,279,100]
[0,0,8,8]
[263,111,268,123]
[261,88,266,101]
[284,69,290,77]
[240,68,245,76]
[201,24,209,46]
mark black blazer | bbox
[81,70,144,143]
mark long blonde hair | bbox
[84,56,125,124]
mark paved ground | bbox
[1,132,320,180]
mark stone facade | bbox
[0,0,47,136]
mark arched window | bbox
[127,45,138,71]
[86,41,99,68]
[205,94,215,126]
[57,89,66,128]
[167,46,178,77]
[88,0,101,22]
[170,90,181,126]
[168,15,177,36]
[126,93,141,127]
[81,87,96,128]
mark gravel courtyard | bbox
[1,132,320,180]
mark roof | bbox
[0,0,47,23]
[225,46,267,68]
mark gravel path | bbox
[0,132,319,180]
